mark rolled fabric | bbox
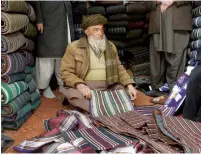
[20,50,35,66]
[20,38,35,52]
[124,46,149,53]
[3,112,32,130]
[192,6,201,18]
[30,91,41,104]
[27,3,36,22]
[126,38,144,47]
[1,0,29,13]
[24,66,34,74]
[189,49,201,61]
[107,35,126,41]
[93,1,123,6]
[27,79,37,93]
[31,100,41,110]
[192,1,201,8]
[128,21,145,29]
[108,21,128,27]
[1,32,26,54]
[126,3,147,14]
[25,74,33,83]
[87,6,106,15]
[21,22,37,37]
[1,91,30,116]
[106,5,126,15]
[190,39,201,50]
[108,13,145,21]
[1,81,28,104]
[1,12,29,34]
[107,27,127,35]
[192,17,201,28]
[191,28,201,40]
[126,29,143,40]
[110,40,126,48]
[1,73,26,84]
[1,52,26,76]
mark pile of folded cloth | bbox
[87,2,151,86]
[189,1,201,66]
[1,0,41,131]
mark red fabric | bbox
[128,21,145,29]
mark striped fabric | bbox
[192,17,201,28]
[107,27,127,35]
[1,72,26,84]
[1,91,30,116]
[20,38,35,52]
[128,21,145,29]
[3,112,32,130]
[1,81,28,104]
[1,32,26,53]
[190,39,201,50]
[1,12,29,34]
[108,21,128,27]
[20,50,35,66]
[192,1,201,8]
[25,74,32,83]
[126,29,143,40]
[21,22,37,38]
[31,100,41,110]
[1,52,26,76]
[24,66,34,74]
[191,28,201,40]
[30,91,41,103]
[87,6,106,15]
[108,14,145,21]
[27,79,37,93]
[126,3,147,14]
[192,6,201,18]
[106,5,126,15]
[189,49,201,61]
[1,0,29,13]
[90,90,134,118]
[126,39,144,48]
[27,3,36,22]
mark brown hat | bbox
[82,14,108,30]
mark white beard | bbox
[88,35,106,59]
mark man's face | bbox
[85,25,104,40]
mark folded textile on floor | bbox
[1,0,29,13]
[1,52,26,76]
[1,72,26,84]
[1,81,28,104]
[1,134,14,152]
[1,32,26,54]
[1,12,29,34]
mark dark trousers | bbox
[183,66,201,122]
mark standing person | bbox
[148,1,192,92]
[34,1,74,98]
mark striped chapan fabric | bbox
[90,89,134,118]
[190,39,201,50]
[30,91,41,103]
[1,0,29,13]
[20,50,35,66]
[192,6,201,18]
[1,91,30,116]
[27,79,37,93]
[191,28,201,40]
[192,17,201,28]
[1,81,28,104]
[1,73,26,84]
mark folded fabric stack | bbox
[1,0,41,130]
[189,2,201,66]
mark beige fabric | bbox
[84,47,106,81]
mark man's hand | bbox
[76,83,91,100]
[36,23,44,33]
[160,0,174,13]
[126,84,138,101]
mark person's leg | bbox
[183,66,201,121]
[54,59,64,92]
[36,58,56,98]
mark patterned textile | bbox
[1,72,26,84]
[27,3,36,22]
[108,14,145,21]
[1,12,29,34]
[96,111,183,153]
[20,50,35,66]
[108,21,128,27]
[30,91,41,103]
[110,40,125,48]
[20,38,35,52]
[25,74,32,82]
[128,21,145,29]
[3,112,32,130]
[192,6,201,18]
[189,49,201,61]
[191,28,201,40]
[192,17,201,28]
[134,75,151,85]
[126,3,147,14]
[4,103,33,122]
[107,27,127,35]
[129,62,150,75]
[27,79,37,93]
[1,91,30,116]
[1,32,26,53]
[1,81,28,104]
[126,39,144,48]
[192,1,201,8]
[1,52,26,76]
[87,6,106,15]
[24,66,34,74]
[21,22,37,38]
[1,134,14,152]
[31,100,41,110]
[106,5,126,15]
[90,89,134,118]
[190,40,201,50]
[1,0,29,13]
[126,29,143,40]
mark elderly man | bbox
[60,14,138,112]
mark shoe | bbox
[43,86,56,98]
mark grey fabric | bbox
[1,134,14,152]
[34,1,74,58]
